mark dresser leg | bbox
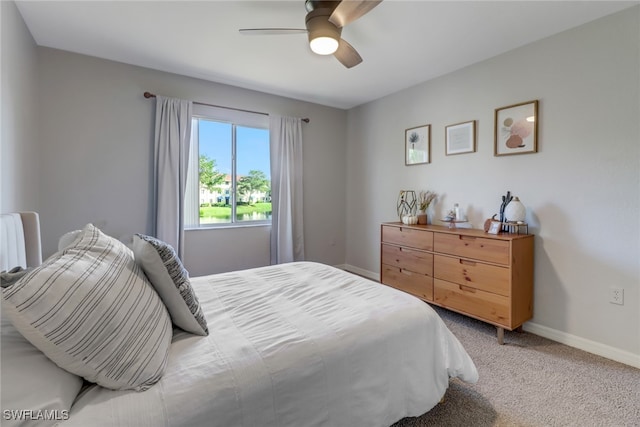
[497,327,505,345]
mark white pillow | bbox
[57,229,82,251]
[132,234,208,336]
[1,312,82,426]
[2,223,173,391]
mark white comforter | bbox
[63,262,478,427]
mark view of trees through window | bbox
[189,117,271,226]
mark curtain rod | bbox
[143,92,309,123]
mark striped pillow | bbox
[1,224,172,391]
[133,234,208,336]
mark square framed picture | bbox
[445,120,476,155]
[494,100,538,156]
[405,124,430,165]
[487,221,502,235]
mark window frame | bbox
[185,104,271,230]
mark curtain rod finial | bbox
[144,92,156,99]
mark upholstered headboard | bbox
[0,212,42,271]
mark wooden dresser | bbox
[380,222,534,344]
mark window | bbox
[184,104,271,228]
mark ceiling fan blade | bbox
[239,28,308,35]
[334,38,362,68]
[328,0,382,28]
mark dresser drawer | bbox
[382,225,433,251]
[381,244,433,276]
[434,255,510,297]
[434,233,509,265]
[381,265,433,301]
[434,278,510,327]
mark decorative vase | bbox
[504,196,526,222]
[397,190,417,220]
[417,210,427,225]
[402,215,418,225]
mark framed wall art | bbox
[494,100,538,156]
[445,120,476,155]
[405,124,430,165]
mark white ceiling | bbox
[16,0,638,109]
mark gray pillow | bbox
[1,266,32,288]
[2,223,173,391]
[133,234,208,336]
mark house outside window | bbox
[184,104,271,228]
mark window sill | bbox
[185,222,271,231]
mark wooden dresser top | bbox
[382,222,533,241]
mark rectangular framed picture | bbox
[494,100,538,156]
[445,120,476,155]
[405,124,430,165]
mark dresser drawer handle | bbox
[459,235,476,241]
[459,259,476,266]
[459,285,476,293]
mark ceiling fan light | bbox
[306,9,341,56]
[310,36,339,55]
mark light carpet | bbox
[392,306,640,427]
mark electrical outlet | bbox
[610,287,624,305]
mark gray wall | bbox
[35,48,347,275]
[345,7,639,364]
[1,1,40,214]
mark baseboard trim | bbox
[522,322,640,369]
[339,264,640,369]
[339,264,379,281]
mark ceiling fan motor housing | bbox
[305,0,341,13]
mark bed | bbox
[1,212,478,427]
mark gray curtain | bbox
[153,96,192,259]
[269,115,304,264]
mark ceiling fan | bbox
[239,0,382,68]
